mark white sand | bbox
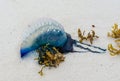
[0,0,120,81]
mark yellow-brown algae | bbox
[107,24,120,56]
[78,28,99,44]
[108,24,120,38]
[108,44,120,56]
[36,45,65,76]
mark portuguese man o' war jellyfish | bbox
[20,18,106,58]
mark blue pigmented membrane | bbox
[21,18,67,57]
[20,18,106,58]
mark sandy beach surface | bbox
[0,0,120,81]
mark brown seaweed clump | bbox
[35,44,65,76]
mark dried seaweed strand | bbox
[78,28,87,43]
[38,66,46,76]
[78,28,99,44]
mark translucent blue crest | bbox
[21,18,67,57]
